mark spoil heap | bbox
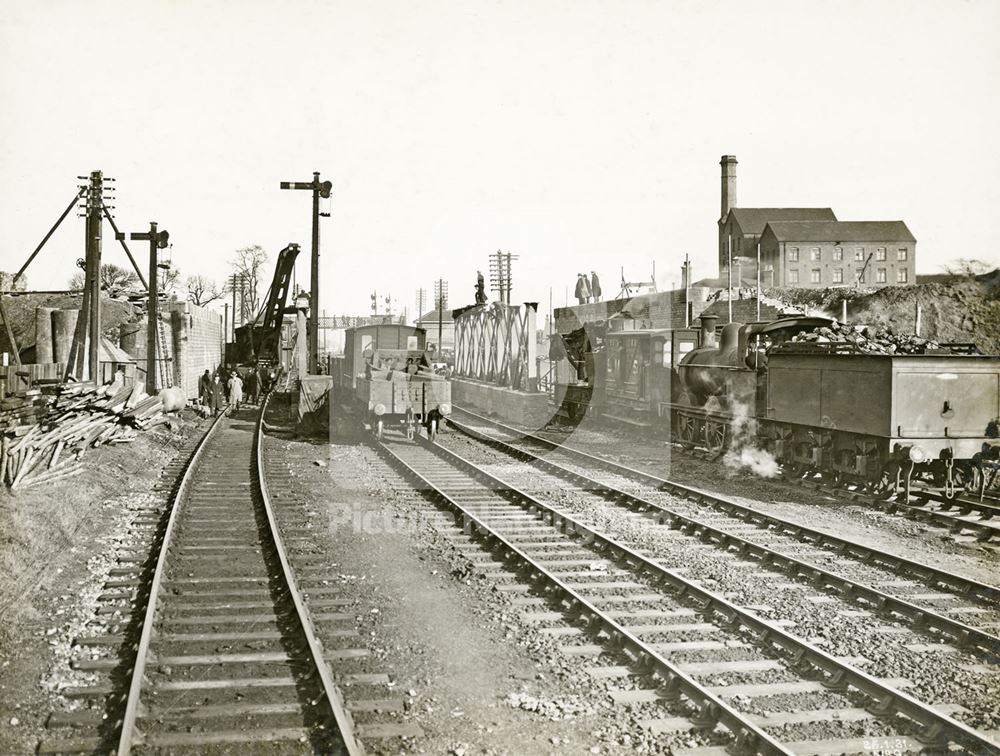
[789,321,945,355]
[764,270,1000,354]
[0,379,167,490]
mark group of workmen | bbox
[575,271,602,304]
[198,365,279,415]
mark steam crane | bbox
[233,244,300,367]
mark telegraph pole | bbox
[489,250,518,304]
[434,279,448,357]
[119,222,169,394]
[86,171,103,382]
[69,171,105,381]
[415,288,427,326]
[280,172,332,374]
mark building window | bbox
[897,247,908,261]
[855,247,865,261]
[660,340,672,367]
[877,268,887,284]
[875,247,887,261]
[809,269,821,283]
[897,268,908,283]
[788,247,799,262]
[832,268,843,284]
[833,247,843,261]
[810,247,821,261]
[788,269,800,284]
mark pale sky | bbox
[2,0,998,319]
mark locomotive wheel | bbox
[704,421,726,453]
[678,416,697,448]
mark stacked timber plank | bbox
[0,379,170,491]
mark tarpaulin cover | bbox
[297,376,334,433]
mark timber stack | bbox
[0,379,170,491]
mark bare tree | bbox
[187,274,225,306]
[69,263,140,293]
[160,266,181,300]
[940,258,991,278]
[231,245,268,319]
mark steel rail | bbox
[116,409,230,754]
[116,403,361,755]
[405,434,996,752]
[447,414,1000,660]
[891,489,1000,529]
[254,394,362,755]
[918,492,1000,519]
[451,405,1000,604]
[376,439,794,756]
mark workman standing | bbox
[245,369,259,406]
[574,273,591,304]
[198,369,212,407]
[209,374,225,416]
[228,371,244,412]
[590,271,602,302]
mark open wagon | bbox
[336,324,452,440]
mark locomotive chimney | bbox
[699,313,718,347]
[720,155,737,221]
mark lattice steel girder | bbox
[453,302,538,391]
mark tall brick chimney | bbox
[720,155,737,221]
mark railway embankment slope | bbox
[765,269,1000,354]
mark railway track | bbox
[375,427,999,755]
[552,408,1000,542]
[448,407,1000,633]
[38,403,364,754]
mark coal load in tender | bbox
[789,321,944,355]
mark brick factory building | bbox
[717,154,916,289]
[759,220,916,288]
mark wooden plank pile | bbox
[0,379,169,491]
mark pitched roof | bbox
[763,220,916,243]
[417,308,453,323]
[727,208,837,235]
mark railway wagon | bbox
[760,344,1000,496]
[335,324,451,440]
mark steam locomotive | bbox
[557,314,1000,498]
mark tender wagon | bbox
[761,345,1000,495]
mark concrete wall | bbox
[554,286,791,334]
[171,302,224,399]
[119,302,222,398]
[451,378,553,429]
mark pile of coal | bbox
[790,321,943,355]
